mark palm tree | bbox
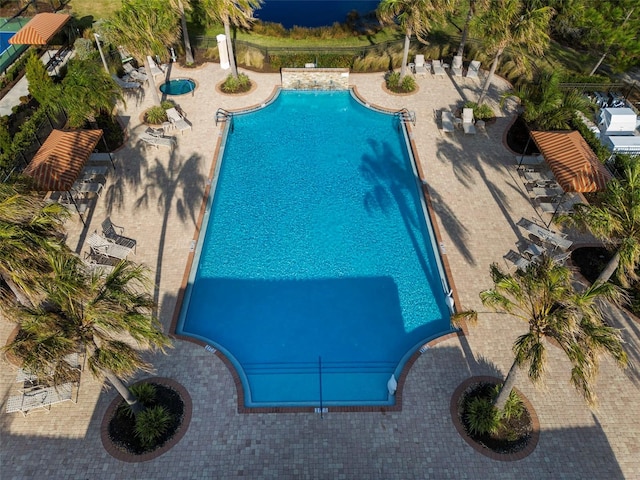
[3,256,171,413]
[500,70,592,131]
[0,180,69,306]
[169,0,195,65]
[198,0,263,79]
[471,0,554,105]
[456,256,627,409]
[563,160,640,286]
[103,0,182,105]
[455,0,487,58]
[377,0,453,80]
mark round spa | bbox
[160,78,196,95]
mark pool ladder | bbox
[215,108,233,126]
[395,108,416,126]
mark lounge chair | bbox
[6,383,76,416]
[451,55,463,77]
[146,55,165,80]
[165,107,192,134]
[466,60,481,79]
[432,60,446,76]
[118,46,133,64]
[72,181,104,196]
[523,242,545,258]
[140,132,176,149]
[441,111,455,133]
[504,250,531,270]
[539,194,582,215]
[102,218,137,250]
[462,108,476,135]
[87,232,134,260]
[111,74,141,90]
[532,186,564,199]
[122,62,148,83]
[515,154,544,166]
[414,54,428,76]
[523,170,556,186]
[516,218,573,250]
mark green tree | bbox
[3,257,171,413]
[104,0,181,105]
[454,0,487,58]
[456,256,627,409]
[57,59,124,128]
[197,0,263,79]
[501,70,592,131]
[471,0,554,105]
[25,52,56,107]
[377,0,453,80]
[0,180,69,306]
[563,160,640,286]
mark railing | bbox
[215,108,233,126]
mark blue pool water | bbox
[256,1,379,28]
[0,32,17,55]
[160,78,195,95]
[177,90,452,407]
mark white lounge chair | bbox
[414,54,428,76]
[523,170,556,187]
[532,186,564,199]
[462,108,476,135]
[504,250,531,270]
[466,60,481,79]
[6,383,76,416]
[539,194,582,215]
[111,74,141,90]
[516,218,573,250]
[87,232,134,260]
[140,132,176,149]
[451,55,463,77]
[165,107,192,134]
[146,55,165,80]
[441,111,455,133]
[102,218,137,251]
[432,59,446,76]
[122,62,147,83]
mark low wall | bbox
[281,68,349,90]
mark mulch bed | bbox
[570,247,613,284]
[108,383,185,456]
[506,116,539,155]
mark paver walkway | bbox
[1,64,639,479]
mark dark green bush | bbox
[385,71,417,93]
[221,73,251,94]
[134,406,174,448]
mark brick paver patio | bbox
[1,64,639,479]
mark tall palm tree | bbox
[0,180,69,306]
[455,0,487,58]
[563,160,640,286]
[501,70,592,131]
[198,0,263,79]
[377,0,453,80]
[3,256,171,413]
[471,0,554,105]
[456,256,627,409]
[103,0,182,105]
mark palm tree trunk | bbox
[456,0,475,58]
[399,28,411,79]
[179,1,194,65]
[589,50,608,76]
[104,369,143,414]
[595,250,620,284]
[224,21,238,79]
[477,47,503,105]
[144,56,162,106]
[494,360,518,410]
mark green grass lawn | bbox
[67,0,121,21]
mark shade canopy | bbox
[9,13,71,45]
[24,129,103,191]
[530,130,611,192]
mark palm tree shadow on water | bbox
[134,148,206,311]
[359,138,444,296]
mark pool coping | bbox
[169,85,467,413]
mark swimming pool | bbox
[177,90,453,408]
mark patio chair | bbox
[539,194,582,215]
[140,132,176,149]
[111,74,142,90]
[6,383,76,416]
[165,107,192,134]
[72,181,104,197]
[441,110,455,133]
[523,170,556,186]
[146,55,165,80]
[118,46,134,64]
[87,232,134,260]
[451,55,463,77]
[516,218,573,250]
[122,62,147,83]
[462,108,476,135]
[532,186,564,199]
[466,60,481,79]
[432,59,446,76]
[414,54,428,76]
[504,250,532,270]
[102,218,137,251]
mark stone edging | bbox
[100,377,192,463]
[449,376,540,461]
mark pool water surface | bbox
[177,90,452,407]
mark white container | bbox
[217,34,230,70]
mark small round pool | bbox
[160,78,196,95]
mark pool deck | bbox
[1,64,639,479]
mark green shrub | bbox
[221,73,251,94]
[385,71,417,93]
[134,405,173,448]
[571,114,611,162]
[145,106,168,124]
[465,396,501,435]
[401,75,416,92]
[0,48,32,91]
[73,38,96,61]
[464,101,495,121]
